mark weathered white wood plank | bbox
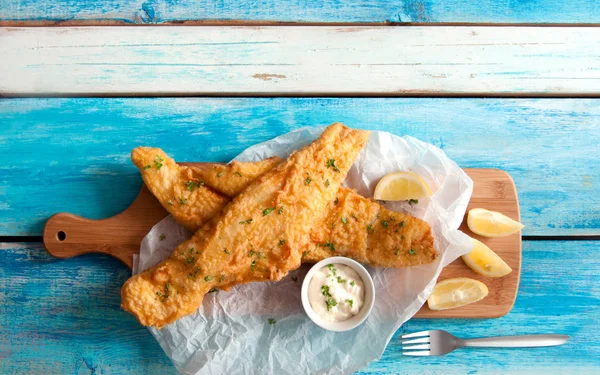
[2,26,599,96]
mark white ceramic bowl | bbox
[301,256,375,332]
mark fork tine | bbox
[402,344,431,351]
[402,350,430,356]
[401,330,430,339]
[401,337,430,345]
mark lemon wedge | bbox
[462,238,512,278]
[373,171,432,201]
[467,208,524,238]
[427,277,488,311]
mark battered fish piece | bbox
[131,148,281,232]
[133,154,437,268]
[305,188,435,267]
[122,123,370,327]
[185,157,283,198]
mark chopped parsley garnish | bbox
[217,172,224,177]
[367,224,374,233]
[292,277,298,283]
[167,199,173,206]
[408,199,419,206]
[394,247,400,256]
[305,176,312,186]
[268,318,276,325]
[341,217,348,225]
[156,283,170,300]
[219,275,225,282]
[301,250,310,258]
[224,249,230,254]
[154,156,164,170]
[278,206,284,214]
[185,256,195,264]
[185,180,195,191]
[143,165,151,170]
[381,220,389,228]
[204,275,214,282]
[326,159,340,172]
[327,264,337,276]
[321,242,335,252]
[337,276,346,284]
[278,239,286,246]
[263,207,276,216]
[189,247,194,253]
[208,288,218,293]
[159,234,165,241]
[399,221,406,228]
[350,281,356,286]
[325,179,330,187]
[408,248,416,255]
[346,299,354,308]
[248,250,255,257]
[234,171,243,177]
[321,285,332,297]
[251,260,256,271]
[326,297,337,311]
[257,252,264,258]
[178,197,188,205]
[401,234,405,240]
[239,218,253,225]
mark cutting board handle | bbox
[44,212,135,267]
[43,186,169,269]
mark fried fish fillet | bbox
[131,148,281,232]
[122,123,370,327]
[132,152,437,268]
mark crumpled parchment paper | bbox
[132,127,474,375]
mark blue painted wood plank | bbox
[0,98,599,236]
[1,0,599,23]
[364,240,600,374]
[0,243,176,375]
[1,241,598,374]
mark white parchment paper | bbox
[133,128,474,375]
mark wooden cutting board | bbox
[43,167,521,319]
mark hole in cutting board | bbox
[57,231,66,241]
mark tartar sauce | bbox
[308,263,364,322]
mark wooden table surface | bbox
[1,2,599,374]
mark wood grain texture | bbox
[1,241,597,374]
[2,26,600,96]
[1,98,598,237]
[1,0,599,24]
[418,169,521,318]
[42,167,521,318]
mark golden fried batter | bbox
[186,157,282,198]
[122,123,370,327]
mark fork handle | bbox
[462,334,569,348]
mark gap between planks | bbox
[3,236,600,243]
[3,21,600,27]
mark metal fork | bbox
[402,330,569,356]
